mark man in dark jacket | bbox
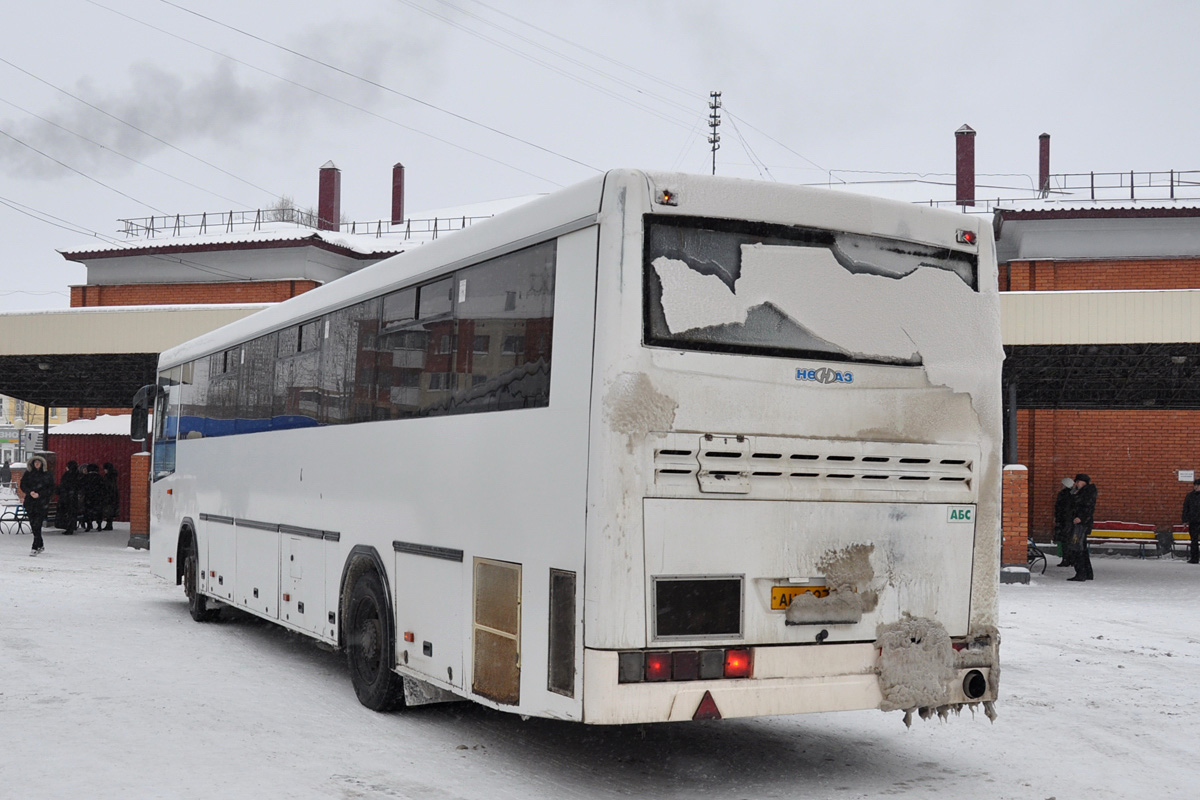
[101,463,119,531]
[57,461,82,534]
[79,464,106,532]
[20,455,55,555]
[1068,473,1098,582]
[1053,477,1076,567]
[1180,478,1200,564]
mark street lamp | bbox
[12,418,24,464]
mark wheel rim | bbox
[184,555,196,599]
[355,598,383,682]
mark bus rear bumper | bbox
[581,645,995,724]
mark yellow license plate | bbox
[771,585,829,610]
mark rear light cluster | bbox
[618,648,752,683]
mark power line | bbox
[669,116,706,171]
[154,0,602,172]
[0,54,280,200]
[723,109,826,173]
[402,5,830,180]
[0,127,166,213]
[84,0,570,185]
[0,192,265,282]
[726,112,774,182]
[415,0,697,125]
[0,96,254,209]
[461,0,699,102]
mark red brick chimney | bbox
[391,162,405,225]
[955,124,975,207]
[1039,133,1051,196]
[318,161,341,231]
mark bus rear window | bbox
[644,216,978,366]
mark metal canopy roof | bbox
[0,304,267,410]
[0,353,158,409]
[1005,343,1200,408]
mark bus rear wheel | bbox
[345,569,403,711]
[183,539,219,622]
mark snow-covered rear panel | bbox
[646,216,986,379]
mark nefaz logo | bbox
[796,367,854,385]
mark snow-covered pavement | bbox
[2,527,1197,799]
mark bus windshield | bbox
[644,216,979,366]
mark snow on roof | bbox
[59,222,405,258]
[48,414,131,436]
[411,194,544,220]
[0,302,271,319]
[999,201,1200,215]
[59,196,543,260]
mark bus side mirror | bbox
[131,384,157,442]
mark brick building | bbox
[991,146,1200,539]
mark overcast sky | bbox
[3,0,1199,311]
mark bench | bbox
[1171,524,1195,559]
[1089,520,1170,559]
[0,504,29,535]
[1027,538,1048,574]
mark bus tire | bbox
[183,538,219,623]
[345,568,403,711]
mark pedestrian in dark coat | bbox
[1053,477,1075,567]
[1180,478,1200,564]
[1068,473,1098,582]
[0,459,11,486]
[79,464,106,532]
[101,463,119,530]
[20,455,54,555]
[56,461,82,534]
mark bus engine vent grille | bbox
[652,434,978,502]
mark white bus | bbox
[140,169,1003,725]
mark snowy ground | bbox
[2,527,1197,800]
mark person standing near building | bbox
[79,464,105,531]
[0,459,11,487]
[101,463,119,531]
[56,460,82,534]
[1067,473,1098,582]
[1053,477,1076,567]
[1180,477,1200,564]
[20,455,54,556]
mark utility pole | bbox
[708,91,722,175]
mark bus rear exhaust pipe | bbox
[963,669,987,700]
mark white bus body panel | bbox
[151,220,602,721]
[643,498,976,643]
[149,169,1000,724]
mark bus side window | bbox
[451,240,556,414]
[152,365,182,479]
[273,322,321,429]
[319,298,381,425]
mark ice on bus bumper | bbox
[584,627,998,725]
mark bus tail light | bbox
[672,650,699,681]
[645,652,671,681]
[723,649,751,679]
[617,648,752,684]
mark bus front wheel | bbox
[183,539,219,622]
[345,569,404,711]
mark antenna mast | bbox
[708,91,722,175]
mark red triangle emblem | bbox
[692,690,722,721]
